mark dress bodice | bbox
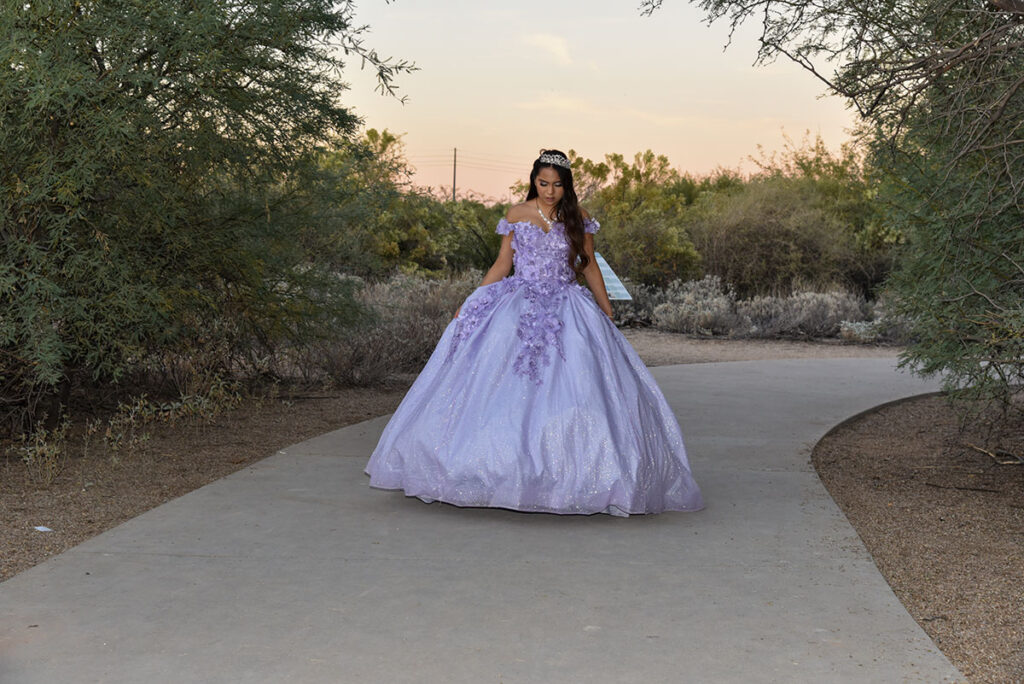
[448,216,602,385]
[496,217,600,285]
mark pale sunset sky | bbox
[341,0,855,202]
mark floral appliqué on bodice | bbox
[448,217,600,384]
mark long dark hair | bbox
[525,149,589,277]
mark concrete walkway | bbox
[0,359,963,683]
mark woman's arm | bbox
[581,233,613,319]
[454,232,514,318]
[479,233,514,286]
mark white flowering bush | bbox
[634,276,876,339]
[652,276,746,336]
[738,290,869,338]
[611,279,673,327]
[839,296,913,344]
[839,320,883,343]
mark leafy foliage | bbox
[0,1,412,433]
[881,140,1024,419]
[287,131,506,279]
[570,137,885,297]
[642,0,1024,430]
[567,150,703,286]
[685,178,850,298]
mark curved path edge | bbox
[0,359,963,683]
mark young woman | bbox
[364,149,703,516]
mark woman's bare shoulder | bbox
[506,202,532,221]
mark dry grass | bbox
[0,382,412,582]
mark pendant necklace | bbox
[535,200,556,232]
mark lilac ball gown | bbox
[364,217,704,516]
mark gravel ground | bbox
[5,332,1017,681]
[619,328,900,366]
[813,395,1024,684]
[1,384,413,582]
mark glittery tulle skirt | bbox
[364,277,704,516]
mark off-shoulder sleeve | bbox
[583,217,600,234]
[496,218,514,235]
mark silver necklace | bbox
[535,200,556,231]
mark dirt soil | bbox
[813,395,1024,684]
[1,383,414,582]
[2,332,1018,681]
[620,328,902,366]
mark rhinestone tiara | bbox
[537,152,571,170]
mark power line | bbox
[409,155,523,171]
[458,149,525,163]
[413,166,523,177]
[408,149,527,167]
[409,155,523,172]
[458,153,525,165]
[413,163,523,177]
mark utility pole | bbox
[451,147,457,203]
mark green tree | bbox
[642,0,1024,425]
[876,134,1024,421]
[300,131,504,279]
[0,1,412,431]
[574,150,702,287]
[436,199,507,274]
[684,176,854,298]
[748,133,894,295]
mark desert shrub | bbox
[684,178,857,298]
[878,138,1024,429]
[838,320,884,344]
[738,290,869,338]
[678,135,897,299]
[314,272,480,386]
[360,272,481,344]
[839,296,913,344]
[568,143,891,295]
[749,134,897,297]
[868,296,914,344]
[633,277,874,339]
[315,323,419,387]
[652,276,745,336]
[435,200,507,274]
[296,138,506,280]
[99,377,243,459]
[611,279,677,327]
[596,204,702,287]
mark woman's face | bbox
[534,167,565,210]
